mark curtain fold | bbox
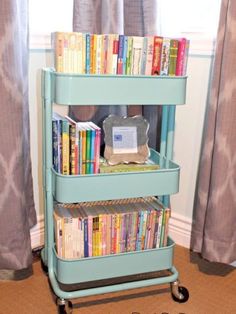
[0,0,36,279]
[191,0,236,264]
[71,0,161,150]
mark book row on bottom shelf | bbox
[54,196,170,260]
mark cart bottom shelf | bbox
[41,237,181,300]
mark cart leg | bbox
[57,298,73,314]
[170,280,189,303]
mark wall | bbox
[29,49,213,249]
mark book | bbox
[117,34,125,75]
[182,39,190,76]
[53,112,70,175]
[168,39,179,76]
[131,36,143,75]
[112,34,119,74]
[65,115,80,175]
[52,32,64,72]
[52,114,62,173]
[160,37,170,76]
[151,36,163,75]
[141,36,148,75]
[145,36,154,75]
[87,121,101,174]
[126,36,133,75]
[85,33,91,74]
[99,157,160,173]
[95,34,103,74]
[175,38,187,76]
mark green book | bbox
[99,157,160,173]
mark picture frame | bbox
[103,115,150,165]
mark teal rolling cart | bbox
[41,68,189,313]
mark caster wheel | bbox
[171,286,189,303]
[58,304,67,314]
[57,299,73,314]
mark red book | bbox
[151,36,163,75]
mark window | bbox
[29,0,73,49]
[29,0,221,54]
[157,0,222,54]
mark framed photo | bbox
[103,115,150,165]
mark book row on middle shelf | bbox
[54,197,170,259]
[52,112,160,175]
[52,31,190,76]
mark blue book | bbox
[86,33,90,74]
[141,37,148,75]
[52,112,63,173]
[122,36,128,74]
[117,35,125,74]
[83,217,89,257]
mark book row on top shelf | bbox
[52,31,189,76]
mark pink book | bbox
[175,38,187,76]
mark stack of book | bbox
[52,31,189,76]
[52,112,101,175]
[53,197,170,259]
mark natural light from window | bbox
[29,0,221,53]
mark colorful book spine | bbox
[182,39,190,76]
[131,36,143,75]
[126,36,133,75]
[89,34,94,74]
[52,32,64,72]
[112,34,119,74]
[82,33,87,74]
[145,36,154,75]
[117,34,125,75]
[152,36,163,75]
[68,122,76,175]
[96,34,103,74]
[122,36,128,74]
[168,38,179,76]
[175,37,186,76]
[62,32,69,73]
[103,34,109,74]
[141,36,148,75]
[85,33,91,74]
[160,37,171,76]
[87,121,101,174]
[52,116,61,173]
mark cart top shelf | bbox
[42,68,187,106]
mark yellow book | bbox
[92,34,97,74]
[89,34,94,74]
[75,32,83,73]
[68,32,77,73]
[52,32,64,72]
[77,124,87,174]
[82,33,87,74]
[63,32,70,73]
[61,118,70,175]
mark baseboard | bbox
[30,215,45,249]
[169,212,192,249]
[31,213,193,250]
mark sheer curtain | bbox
[0,0,36,279]
[191,0,236,263]
[70,0,161,150]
